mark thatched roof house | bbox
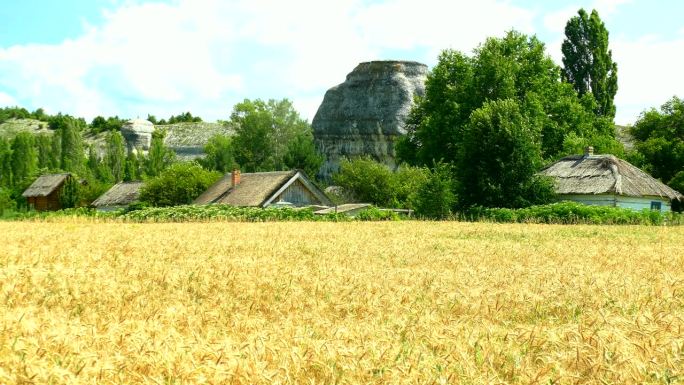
[91,181,144,211]
[22,173,72,211]
[194,170,332,207]
[539,147,683,212]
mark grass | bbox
[1,221,683,384]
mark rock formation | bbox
[121,118,154,152]
[161,121,234,160]
[119,119,234,159]
[312,60,428,180]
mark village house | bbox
[91,181,144,211]
[194,169,332,207]
[539,147,683,212]
[22,173,73,211]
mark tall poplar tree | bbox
[0,138,13,187]
[145,129,175,178]
[104,131,126,182]
[10,132,37,186]
[561,8,618,119]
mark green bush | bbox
[139,162,221,207]
[469,201,680,225]
[332,157,429,208]
[120,205,347,222]
[9,207,120,221]
[411,162,456,219]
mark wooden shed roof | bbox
[21,173,70,198]
[539,154,683,200]
[194,170,331,207]
[91,181,143,207]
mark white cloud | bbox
[612,35,684,124]
[0,92,17,106]
[542,0,631,34]
[0,0,536,121]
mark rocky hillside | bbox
[158,121,234,159]
[312,60,428,180]
[0,118,51,138]
[0,118,234,160]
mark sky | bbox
[1,0,683,125]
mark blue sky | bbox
[1,0,683,125]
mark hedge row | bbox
[5,202,682,225]
[467,201,683,225]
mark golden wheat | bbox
[0,221,683,384]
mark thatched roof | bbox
[194,170,331,207]
[91,181,143,207]
[22,173,70,197]
[539,154,683,200]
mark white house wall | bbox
[560,194,671,212]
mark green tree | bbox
[51,116,86,173]
[59,175,80,209]
[50,133,62,170]
[411,162,456,219]
[0,138,12,187]
[104,131,126,182]
[124,151,142,182]
[333,157,397,207]
[230,99,314,172]
[629,96,684,188]
[401,31,617,166]
[283,132,323,178]
[331,158,428,208]
[10,132,37,186]
[86,145,112,183]
[200,134,237,173]
[35,134,53,170]
[147,114,158,125]
[139,162,221,207]
[561,9,618,119]
[399,31,620,208]
[459,99,556,208]
[166,112,202,124]
[0,187,15,216]
[145,129,176,177]
[90,115,125,134]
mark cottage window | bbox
[650,201,662,211]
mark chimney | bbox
[584,146,594,157]
[231,169,241,188]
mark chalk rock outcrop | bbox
[121,119,154,152]
[312,60,428,180]
[161,121,234,160]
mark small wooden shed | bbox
[539,148,683,212]
[91,181,144,211]
[194,169,332,207]
[22,173,72,211]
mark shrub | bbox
[469,201,678,225]
[332,157,429,208]
[411,163,456,219]
[139,163,221,207]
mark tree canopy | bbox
[230,99,319,173]
[139,162,220,207]
[398,30,619,208]
[629,96,684,193]
[561,8,618,119]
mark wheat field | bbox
[1,220,683,384]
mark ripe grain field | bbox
[1,221,683,384]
